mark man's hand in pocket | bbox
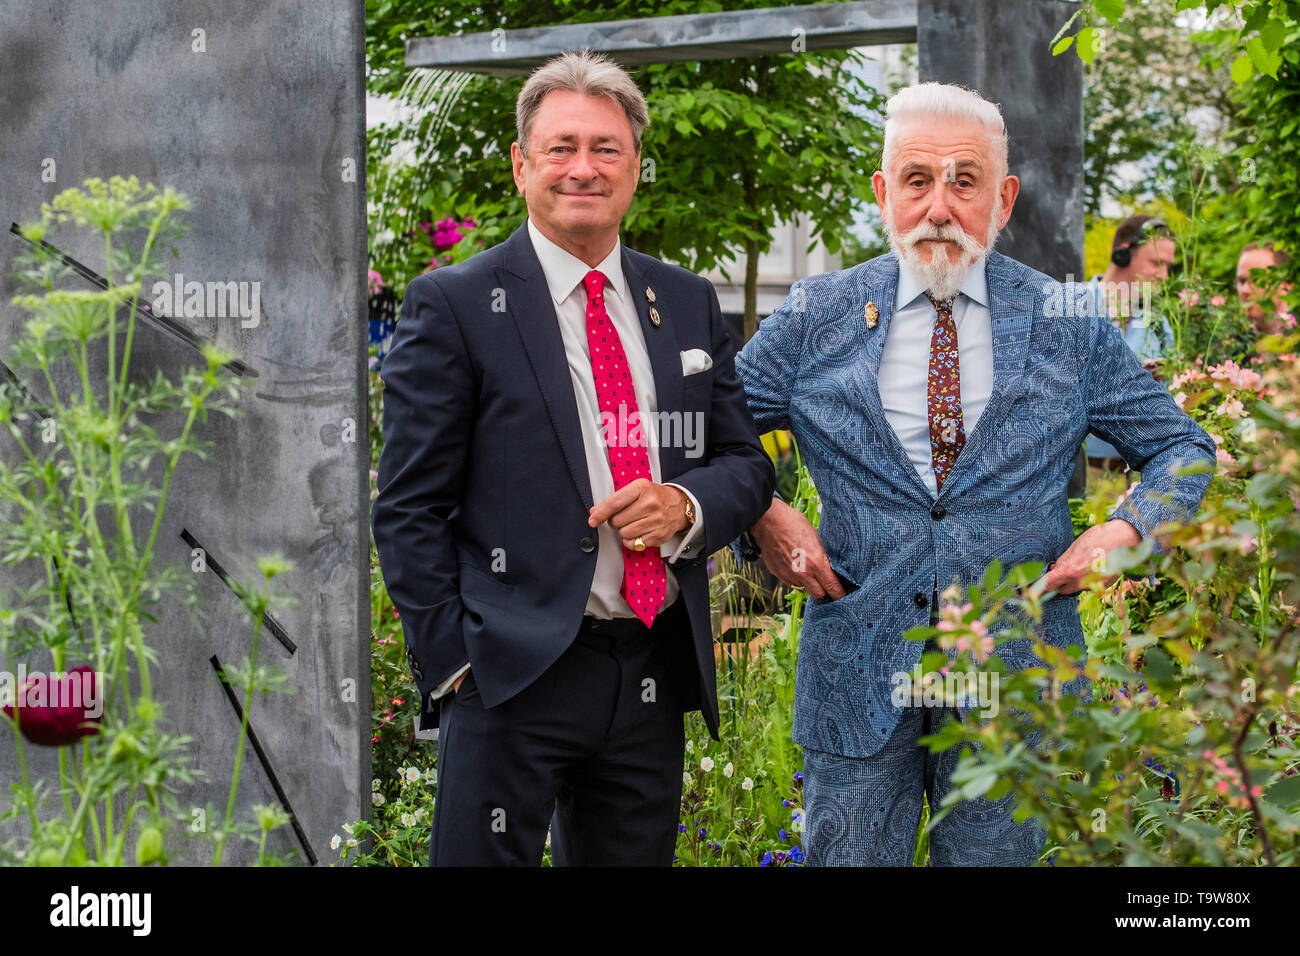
[750,498,847,600]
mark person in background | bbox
[1085,215,1178,471]
[1237,241,1294,339]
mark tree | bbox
[365,0,883,339]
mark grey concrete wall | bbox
[919,0,1085,282]
[0,0,369,865]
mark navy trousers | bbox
[428,600,694,866]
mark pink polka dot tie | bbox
[583,269,665,628]
[926,294,965,493]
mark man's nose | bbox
[568,148,599,180]
[925,181,951,223]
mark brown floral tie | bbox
[925,294,965,492]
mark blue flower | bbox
[782,799,791,807]
[789,846,805,863]
[779,829,788,842]
[793,771,803,783]
[678,823,687,833]
[698,827,707,839]
[760,851,774,867]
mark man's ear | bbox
[871,170,888,214]
[510,142,527,195]
[997,174,1020,228]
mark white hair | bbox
[880,82,1009,180]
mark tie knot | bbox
[584,270,608,298]
[926,294,953,313]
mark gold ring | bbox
[633,536,646,552]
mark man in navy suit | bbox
[372,51,774,866]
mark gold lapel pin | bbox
[865,301,879,329]
[649,306,661,327]
[646,286,657,303]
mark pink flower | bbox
[1215,397,1245,419]
[1210,295,1227,307]
[1217,447,1236,467]
[1215,780,1229,794]
[367,269,384,297]
[1178,289,1200,307]
[1279,310,1298,330]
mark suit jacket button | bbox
[931,503,946,520]
[913,592,928,608]
[579,536,596,553]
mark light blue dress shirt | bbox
[879,258,994,499]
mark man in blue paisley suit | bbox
[735,83,1216,866]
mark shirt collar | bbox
[527,218,626,307]
[895,253,989,311]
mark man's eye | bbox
[956,179,973,188]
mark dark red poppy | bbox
[2,665,102,746]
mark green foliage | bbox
[0,178,296,866]
[366,0,883,336]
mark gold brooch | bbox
[649,306,661,327]
[865,301,879,329]
[645,286,656,303]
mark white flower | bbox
[700,756,715,772]
[403,766,422,784]
[346,838,358,848]
[723,762,734,778]
[330,834,342,850]
[423,769,437,784]
[342,822,353,835]
[741,777,754,791]
[401,812,416,827]
[685,740,694,753]
[371,778,380,791]
[415,807,428,821]
[372,791,386,807]
[683,772,693,787]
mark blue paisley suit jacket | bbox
[736,250,1217,758]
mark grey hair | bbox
[516,50,649,154]
[880,82,1009,180]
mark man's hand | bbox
[1041,518,1142,595]
[750,498,846,600]
[589,478,690,550]
[452,670,468,694]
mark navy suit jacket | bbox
[372,223,775,736]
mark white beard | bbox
[883,198,1002,301]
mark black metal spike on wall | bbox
[210,654,317,865]
[180,528,296,655]
[8,223,257,379]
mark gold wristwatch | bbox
[679,488,696,529]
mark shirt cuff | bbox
[430,662,470,701]
[662,483,705,563]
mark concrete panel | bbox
[0,0,369,864]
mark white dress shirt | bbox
[877,256,994,498]
[431,220,706,699]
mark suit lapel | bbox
[498,224,594,511]
[622,247,684,480]
[855,255,934,500]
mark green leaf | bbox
[1143,646,1174,683]
[1076,27,1100,65]
[1052,35,1075,56]
[1094,0,1125,25]
[1231,53,1256,86]
[1259,18,1288,53]
[1265,772,1300,809]
[1246,36,1282,78]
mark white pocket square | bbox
[680,348,713,376]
